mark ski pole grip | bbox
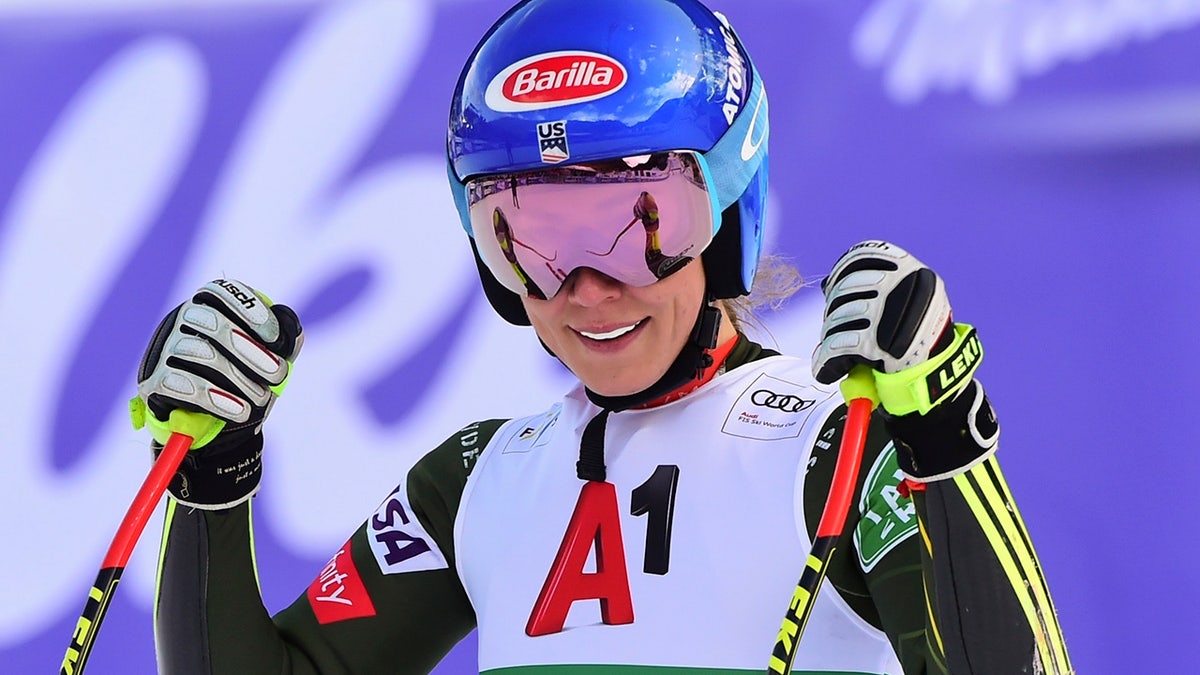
[839,364,879,409]
[129,398,225,448]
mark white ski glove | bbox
[813,240,983,415]
[813,240,996,480]
[130,279,303,509]
[813,240,953,383]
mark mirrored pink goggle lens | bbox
[467,152,717,299]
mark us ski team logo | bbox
[537,121,569,164]
[485,51,627,112]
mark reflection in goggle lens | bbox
[468,151,717,299]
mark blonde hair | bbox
[718,254,810,336]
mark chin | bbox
[579,368,664,398]
[588,382,642,397]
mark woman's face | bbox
[521,259,716,397]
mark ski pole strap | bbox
[874,323,982,417]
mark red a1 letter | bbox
[525,481,634,636]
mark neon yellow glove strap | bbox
[129,397,226,448]
[873,323,983,417]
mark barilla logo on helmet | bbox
[484,51,627,112]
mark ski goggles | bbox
[464,151,721,300]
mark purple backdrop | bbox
[3,1,1198,673]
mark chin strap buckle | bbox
[691,301,721,378]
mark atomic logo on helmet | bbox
[717,20,748,125]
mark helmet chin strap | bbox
[533,295,723,413]
[582,294,721,413]
[572,295,721,483]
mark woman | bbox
[136,0,1072,673]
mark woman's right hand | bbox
[132,278,303,509]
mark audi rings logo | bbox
[750,389,814,413]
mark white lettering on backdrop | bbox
[0,0,571,646]
[854,0,1200,102]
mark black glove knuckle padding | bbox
[268,303,303,362]
[138,303,183,386]
[877,267,937,359]
[136,280,304,510]
[813,241,952,384]
[137,280,303,425]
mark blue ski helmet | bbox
[447,0,769,326]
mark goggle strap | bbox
[703,63,768,213]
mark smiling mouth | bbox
[578,319,645,341]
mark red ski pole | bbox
[61,405,220,675]
[769,366,878,674]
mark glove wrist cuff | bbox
[884,378,999,481]
[874,323,982,416]
[155,433,263,510]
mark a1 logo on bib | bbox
[722,373,828,440]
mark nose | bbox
[563,267,622,307]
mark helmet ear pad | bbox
[471,237,532,326]
[704,151,769,301]
[702,203,749,301]
[700,152,768,299]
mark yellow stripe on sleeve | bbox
[952,471,1060,672]
[153,498,178,628]
[967,461,1072,673]
[921,568,944,657]
[917,514,933,557]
